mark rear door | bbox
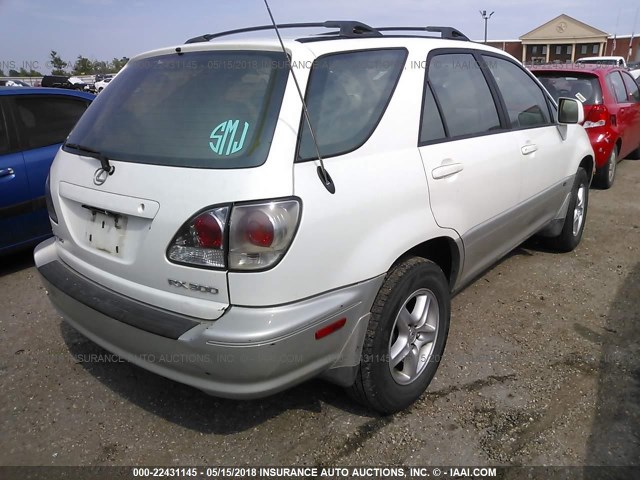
[480,54,574,226]
[619,71,640,150]
[417,50,522,283]
[0,97,32,251]
[606,71,638,158]
[13,94,91,239]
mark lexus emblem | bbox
[93,168,109,186]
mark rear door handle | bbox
[0,167,15,178]
[432,163,464,179]
[521,144,538,155]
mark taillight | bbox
[193,213,224,249]
[583,104,608,128]
[228,199,300,270]
[45,175,58,224]
[242,210,275,247]
[167,199,300,271]
[167,207,229,268]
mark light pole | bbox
[480,10,495,43]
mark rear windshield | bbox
[533,72,602,105]
[65,50,288,169]
[576,59,618,66]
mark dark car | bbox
[531,64,640,189]
[41,75,91,92]
[40,75,73,89]
[0,87,94,254]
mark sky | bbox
[1,0,639,74]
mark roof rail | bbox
[375,26,469,41]
[185,20,381,44]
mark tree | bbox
[0,68,4,77]
[50,50,68,75]
[111,57,129,72]
[9,69,19,77]
[72,55,94,75]
[17,67,42,77]
[92,60,110,74]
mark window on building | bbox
[542,46,547,55]
[532,46,538,54]
[592,44,599,54]
[581,45,588,54]
[566,45,572,54]
[555,46,562,55]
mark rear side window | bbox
[427,53,501,138]
[14,96,88,150]
[621,72,640,102]
[297,49,407,161]
[66,51,289,169]
[0,106,9,154]
[482,55,551,128]
[419,85,446,143]
[533,72,602,105]
[608,72,629,103]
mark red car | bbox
[531,64,640,188]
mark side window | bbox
[621,72,640,103]
[419,84,446,143]
[482,55,551,128]
[13,96,89,150]
[607,72,629,104]
[427,52,501,138]
[298,49,407,160]
[0,106,9,154]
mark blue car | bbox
[0,87,94,254]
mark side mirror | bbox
[558,97,584,124]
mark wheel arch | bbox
[615,137,622,157]
[391,236,462,291]
[580,154,595,184]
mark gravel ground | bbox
[1,159,638,471]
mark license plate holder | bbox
[86,209,128,257]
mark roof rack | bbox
[185,21,381,44]
[185,21,470,44]
[375,26,469,41]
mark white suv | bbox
[36,22,594,413]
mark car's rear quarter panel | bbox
[228,45,455,307]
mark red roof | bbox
[529,63,622,77]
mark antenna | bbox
[628,8,639,62]
[262,0,335,193]
[611,10,620,55]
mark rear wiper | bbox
[64,142,115,175]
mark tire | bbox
[347,257,450,414]
[544,167,589,252]
[594,146,617,189]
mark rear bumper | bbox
[35,238,383,398]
